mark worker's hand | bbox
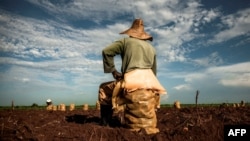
[112,70,123,80]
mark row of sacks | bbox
[173,100,247,109]
[46,103,100,111]
[220,101,246,108]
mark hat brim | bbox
[120,29,153,41]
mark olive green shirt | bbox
[102,37,157,75]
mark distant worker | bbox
[46,99,52,106]
[98,19,167,134]
[46,99,53,111]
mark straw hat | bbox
[120,19,153,41]
[46,99,52,103]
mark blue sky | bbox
[0,0,249,106]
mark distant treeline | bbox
[161,103,249,108]
[0,105,96,110]
[0,103,249,110]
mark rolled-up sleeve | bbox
[102,40,123,73]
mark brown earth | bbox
[0,106,249,141]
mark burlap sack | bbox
[46,105,53,111]
[126,97,155,110]
[155,94,160,109]
[124,89,155,103]
[98,69,166,134]
[126,107,155,119]
[123,89,159,134]
[125,114,157,128]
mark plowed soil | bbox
[0,106,249,141]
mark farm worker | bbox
[46,99,52,106]
[98,18,167,134]
[46,99,53,111]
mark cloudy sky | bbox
[0,0,250,106]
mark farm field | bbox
[0,105,249,141]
